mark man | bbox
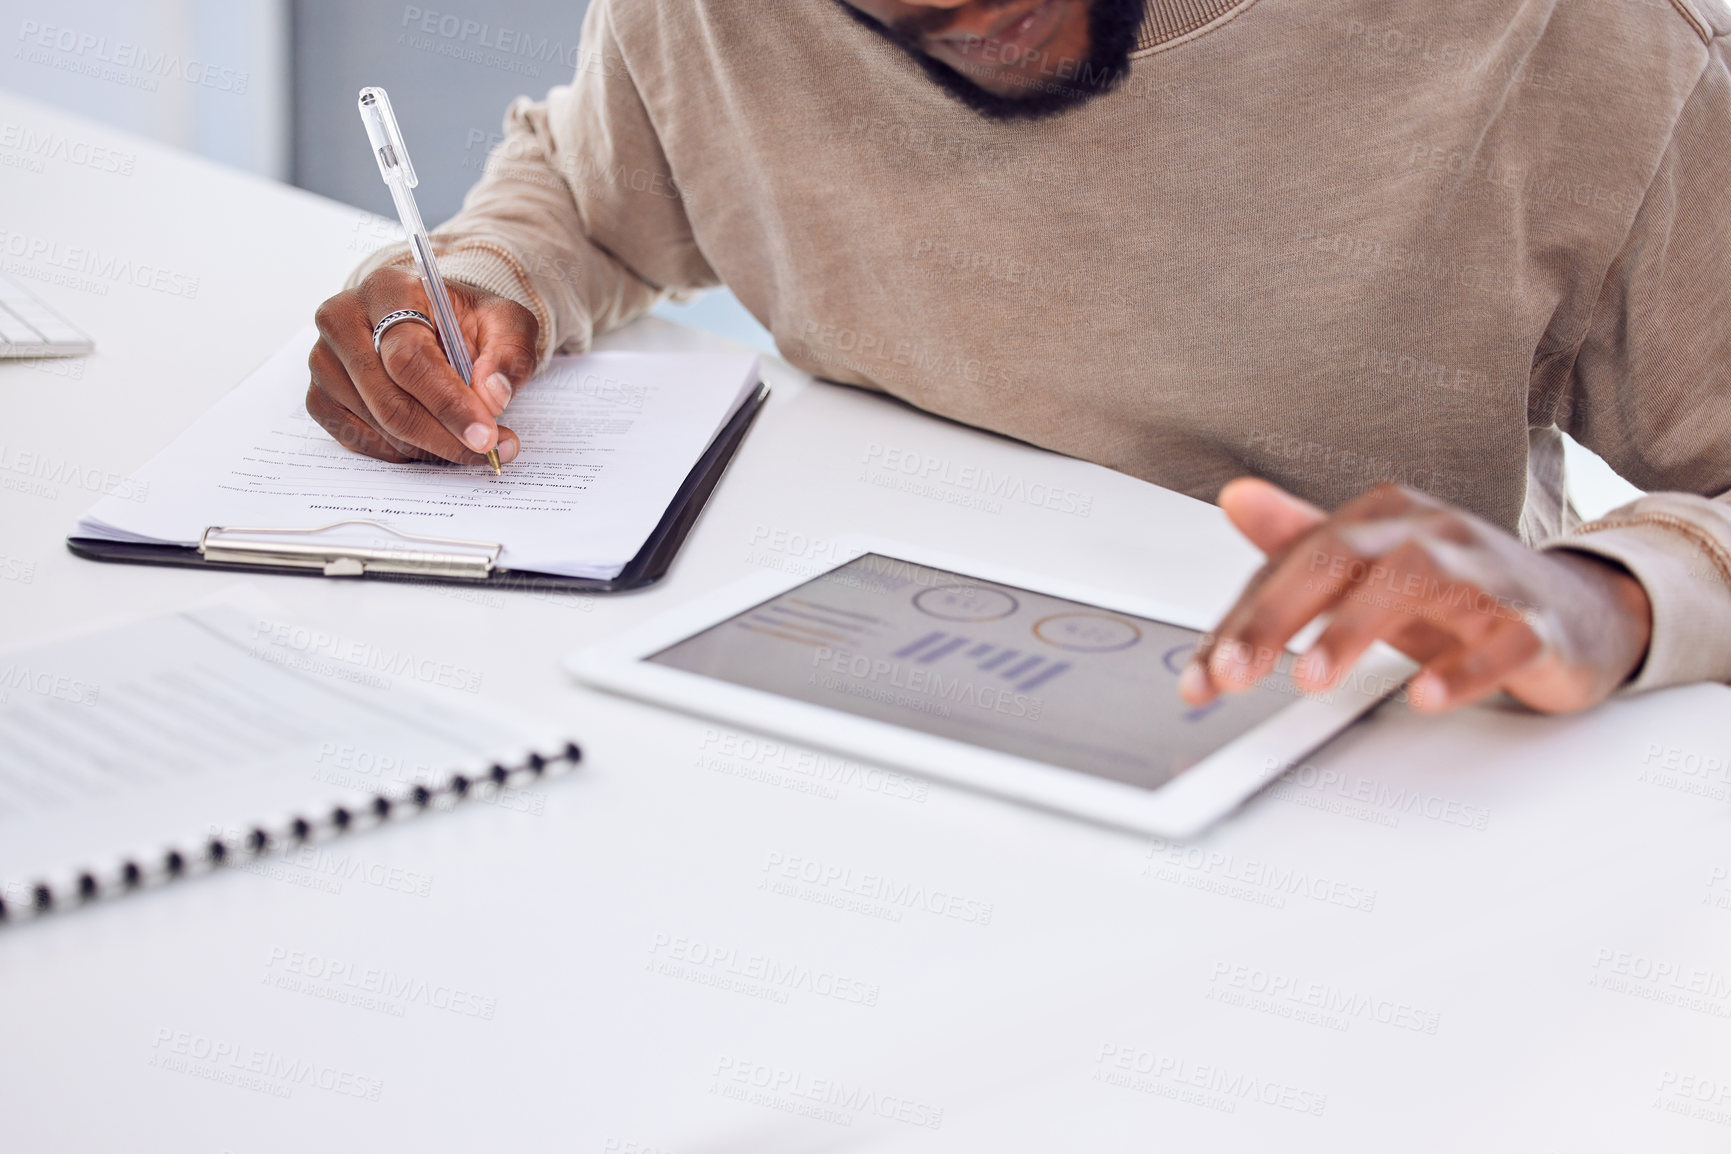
[308,0,1731,715]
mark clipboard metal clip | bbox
[199,520,502,580]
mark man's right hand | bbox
[307,266,540,465]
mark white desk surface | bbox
[2,93,1729,1153]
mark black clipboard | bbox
[67,382,768,595]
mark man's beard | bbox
[840,0,1149,121]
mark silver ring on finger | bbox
[372,309,440,357]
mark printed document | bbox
[75,328,760,578]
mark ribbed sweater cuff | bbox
[1542,510,1731,692]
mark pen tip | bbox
[487,449,502,475]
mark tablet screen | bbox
[648,554,1297,790]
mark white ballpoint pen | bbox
[357,85,501,474]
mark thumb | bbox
[1218,476,1326,556]
[469,298,540,418]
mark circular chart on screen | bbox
[1162,643,1197,674]
[912,584,1020,622]
[1032,613,1143,652]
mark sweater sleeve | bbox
[346,0,717,366]
[1538,27,1731,691]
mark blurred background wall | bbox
[291,0,591,225]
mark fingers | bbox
[310,277,463,462]
[1408,620,1543,712]
[1180,481,1541,711]
[1294,538,1501,693]
[468,297,540,419]
[305,381,416,463]
[1218,477,1327,556]
[1183,479,1636,716]
[1197,518,1426,698]
[370,323,500,459]
[1183,479,1365,704]
[307,268,518,465]
[354,276,500,461]
[303,273,535,468]
[307,342,438,463]
[1292,548,1428,693]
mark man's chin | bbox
[841,0,1148,122]
[938,60,1109,115]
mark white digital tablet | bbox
[565,539,1414,838]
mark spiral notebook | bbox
[0,599,576,923]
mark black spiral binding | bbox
[0,741,581,926]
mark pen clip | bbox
[358,86,417,189]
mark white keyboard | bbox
[0,271,92,357]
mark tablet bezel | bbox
[564,536,1414,838]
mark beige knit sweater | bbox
[355,0,1731,690]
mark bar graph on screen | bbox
[892,630,1073,692]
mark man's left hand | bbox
[1180,479,1654,714]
